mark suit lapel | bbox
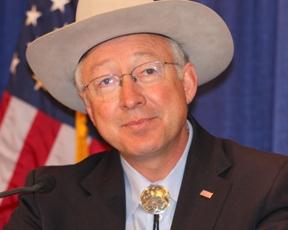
[69,120,232,230]
[171,120,232,230]
[76,151,126,230]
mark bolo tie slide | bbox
[140,185,170,230]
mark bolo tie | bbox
[140,185,170,230]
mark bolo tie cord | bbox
[153,214,160,230]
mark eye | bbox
[95,75,118,88]
[134,62,163,83]
[142,67,158,75]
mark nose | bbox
[119,75,146,109]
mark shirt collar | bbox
[121,120,193,218]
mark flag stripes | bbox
[45,124,76,165]
[0,92,11,126]
[89,138,110,154]
[0,94,62,223]
[0,93,37,192]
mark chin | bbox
[122,143,163,159]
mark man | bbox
[5,0,288,229]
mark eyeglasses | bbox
[81,61,179,101]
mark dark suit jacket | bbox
[5,120,288,229]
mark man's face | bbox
[80,34,197,163]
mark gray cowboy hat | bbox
[26,0,234,113]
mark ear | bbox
[182,62,198,104]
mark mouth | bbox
[122,117,157,129]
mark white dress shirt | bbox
[121,121,193,230]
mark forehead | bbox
[83,34,174,62]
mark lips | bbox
[122,117,156,128]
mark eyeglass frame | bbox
[80,60,181,99]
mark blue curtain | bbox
[1,0,287,155]
[192,0,288,155]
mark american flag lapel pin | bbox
[200,189,214,199]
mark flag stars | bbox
[10,53,20,75]
[32,75,45,91]
[25,5,42,26]
[50,0,70,13]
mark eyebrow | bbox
[133,51,157,59]
[90,51,159,72]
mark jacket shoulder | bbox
[29,150,117,186]
[222,139,288,170]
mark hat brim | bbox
[26,0,234,113]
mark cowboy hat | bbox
[26,0,234,113]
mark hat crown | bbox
[27,0,234,112]
[76,0,153,21]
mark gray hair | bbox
[168,38,189,66]
[74,37,188,91]
[74,60,85,92]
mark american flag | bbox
[0,0,107,227]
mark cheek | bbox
[88,101,118,133]
[165,82,188,120]
[149,80,187,108]
[145,82,188,127]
